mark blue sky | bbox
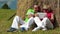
[0,0,17,9]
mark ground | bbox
[0,9,60,34]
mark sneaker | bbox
[7,28,17,32]
[20,27,25,32]
[42,28,47,31]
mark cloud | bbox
[7,0,17,9]
[7,0,15,5]
[0,0,17,9]
[0,0,7,1]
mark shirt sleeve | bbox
[26,9,34,16]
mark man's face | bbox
[34,5,39,12]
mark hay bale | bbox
[17,0,60,26]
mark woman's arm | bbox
[51,13,54,21]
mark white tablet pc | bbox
[37,13,47,19]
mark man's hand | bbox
[28,14,34,18]
[34,13,39,17]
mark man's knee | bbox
[43,17,49,21]
[13,16,20,22]
[34,17,40,20]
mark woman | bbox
[42,5,54,25]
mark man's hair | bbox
[34,4,41,12]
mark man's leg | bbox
[11,16,20,29]
[11,16,25,29]
[7,16,25,32]
[32,17,43,31]
[34,17,42,27]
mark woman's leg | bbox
[32,26,42,31]
[42,17,54,29]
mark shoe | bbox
[7,28,17,32]
[42,28,47,31]
[20,27,25,32]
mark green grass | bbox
[0,9,60,34]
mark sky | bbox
[0,0,17,9]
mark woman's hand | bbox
[51,13,54,21]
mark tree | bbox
[2,3,10,9]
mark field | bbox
[0,9,60,34]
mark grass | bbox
[0,9,60,34]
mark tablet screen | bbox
[37,13,47,19]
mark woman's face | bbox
[42,9,47,12]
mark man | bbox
[32,5,54,32]
[7,5,40,32]
[19,5,41,31]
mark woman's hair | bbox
[48,8,53,13]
